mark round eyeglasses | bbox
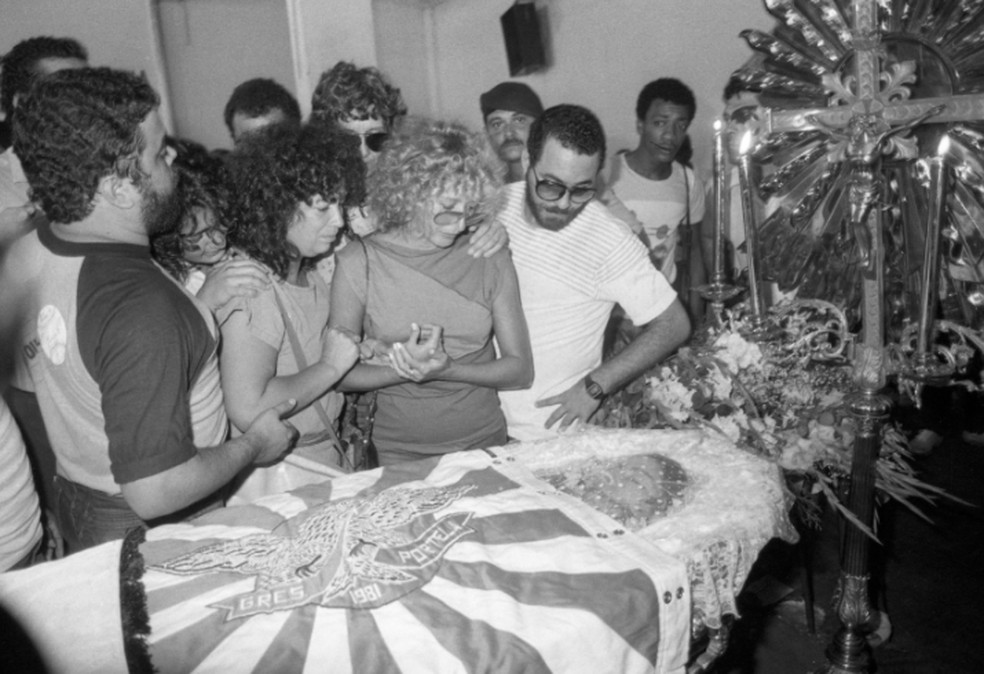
[530,167,596,204]
[180,225,227,251]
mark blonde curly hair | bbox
[368,117,505,235]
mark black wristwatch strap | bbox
[583,374,606,400]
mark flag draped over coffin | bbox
[123,450,691,674]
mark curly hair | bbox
[368,117,503,235]
[636,78,696,122]
[310,61,407,128]
[1,36,87,116]
[222,78,300,135]
[527,104,606,171]
[12,67,158,224]
[226,123,366,278]
[151,139,231,280]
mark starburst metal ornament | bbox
[725,2,984,672]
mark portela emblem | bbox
[152,484,475,620]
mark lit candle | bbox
[711,118,727,283]
[916,135,950,355]
[735,130,766,318]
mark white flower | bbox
[708,366,733,400]
[647,375,693,422]
[713,331,764,372]
[713,415,743,443]
[750,415,777,433]
[785,383,814,405]
[730,408,750,430]
[818,391,844,407]
[779,437,816,471]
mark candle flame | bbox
[937,134,950,156]
[714,118,723,132]
[739,130,753,156]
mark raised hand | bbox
[391,323,450,382]
[466,216,508,258]
[197,258,270,311]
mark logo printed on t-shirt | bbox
[37,305,68,365]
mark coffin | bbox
[0,429,795,674]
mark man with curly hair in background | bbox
[309,61,407,239]
[310,61,507,255]
[1,67,300,551]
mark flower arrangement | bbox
[596,305,956,538]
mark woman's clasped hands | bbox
[390,322,449,382]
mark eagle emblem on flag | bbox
[152,484,475,619]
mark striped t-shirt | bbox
[496,182,676,441]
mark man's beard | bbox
[141,182,183,237]
[525,184,586,232]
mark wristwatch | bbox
[583,374,606,400]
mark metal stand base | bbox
[815,389,891,674]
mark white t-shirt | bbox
[0,399,42,570]
[496,182,677,441]
[1,148,36,392]
[606,153,706,283]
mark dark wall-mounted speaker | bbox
[500,3,546,77]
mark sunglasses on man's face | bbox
[350,130,389,153]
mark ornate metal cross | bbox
[737,1,984,672]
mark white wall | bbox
[157,0,296,150]
[0,0,170,125]
[288,0,378,118]
[375,0,775,179]
[372,0,430,118]
[1,0,378,148]
[3,0,776,172]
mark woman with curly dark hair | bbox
[329,118,532,466]
[217,123,363,490]
[151,139,270,312]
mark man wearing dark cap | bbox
[480,81,543,182]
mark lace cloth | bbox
[496,428,799,629]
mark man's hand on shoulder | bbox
[197,258,270,312]
[466,216,508,258]
[245,398,300,466]
[535,379,602,432]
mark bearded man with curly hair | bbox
[2,67,299,551]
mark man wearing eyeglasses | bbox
[480,81,543,183]
[496,104,690,441]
